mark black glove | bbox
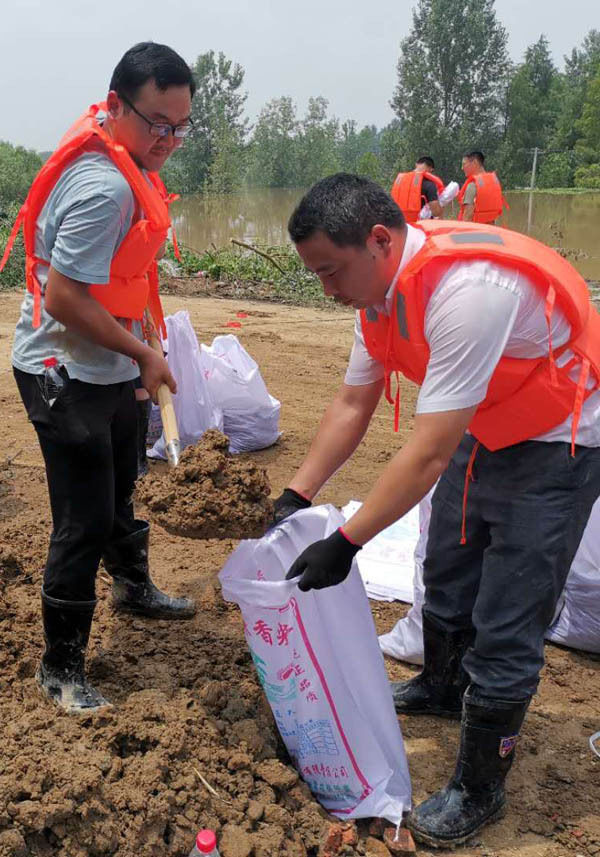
[285,528,361,592]
[271,488,312,527]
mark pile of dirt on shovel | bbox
[136,430,273,539]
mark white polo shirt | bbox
[345,225,600,447]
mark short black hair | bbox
[110,42,196,101]
[288,173,406,247]
[464,150,485,165]
[416,156,435,170]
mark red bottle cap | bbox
[196,830,217,853]
[43,357,58,368]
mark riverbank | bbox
[161,243,600,310]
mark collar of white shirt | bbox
[371,224,426,316]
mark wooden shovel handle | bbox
[143,312,180,466]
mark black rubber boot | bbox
[391,612,475,718]
[37,590,111,713]
[103,520,196,620]
[406,688,530,848]
[136,399,151,477]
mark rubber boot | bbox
[391,612,475,718]
[136,399,151,477]
[37,590,111,713]
[406,687,530,848]
[103,520,196,620]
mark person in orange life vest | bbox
[459,149,506,224]
[272,174,600,847]
[6,43,197,715]
[390,156,444,223]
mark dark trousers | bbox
[14,368,138,602]
[424,434,600,699]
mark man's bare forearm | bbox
[289,380,384,500]
[462,203,475,222]
[343,405,478,545]
[45,268,149,362]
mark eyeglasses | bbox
[120,94,193,139]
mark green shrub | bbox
[0,201,24,289]
[537,152,576,188]
[164,240,327,304]
[574,163,600,189]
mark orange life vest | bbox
[391,171,445,223]
[360,220,600,455]
[0,102,178,338]
[457,172,508,224]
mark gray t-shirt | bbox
[12,149,145,384]
[462,181,477,206]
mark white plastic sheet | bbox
[546,497,600,654]
[378,490,434,665]
[342,501,420,602]
[379,491,600,665]
[200,335,281,454]
[219,506,411,823]
[148,311,223,461]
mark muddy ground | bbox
[0,290,598,857]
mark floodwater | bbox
[171,187,600,280]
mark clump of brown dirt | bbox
[136,430,273,539]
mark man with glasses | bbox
[7,42,197,713]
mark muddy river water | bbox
[171,187,600,281]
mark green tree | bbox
[500,36,560,186]
[552,30,600,152]
[356,151,383,183]
[246,97,299,187]
[379,120,406,186]
[295,97,340,186]
[575,67,600,164]
[391,0,509,180]
[165,51,248,193]
[338,122,380,174]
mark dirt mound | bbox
[2,293,600,857]
[136,430,273,540]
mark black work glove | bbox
[271,488,312,527]
[285,528,361,592]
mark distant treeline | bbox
[162,0,600,194]
[1,0,600,214]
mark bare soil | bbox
[0,291,598,857]
[136,430,272,540]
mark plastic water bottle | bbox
[188,829,220,856]
[42,357,67,407]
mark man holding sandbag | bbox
[273,173,600,848]
[2,42,197,714]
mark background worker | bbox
[390,156,444,222]
[273,173,600,848]
[5,42,197,714]
[458,150,507,223]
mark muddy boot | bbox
[391,613,474,718]
[406,688,530,848]
[136,399,151,477]
[104,520,196,620]
[37,590,111,713]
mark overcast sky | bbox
[1,0,597,151]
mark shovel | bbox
[143,311,180,468]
